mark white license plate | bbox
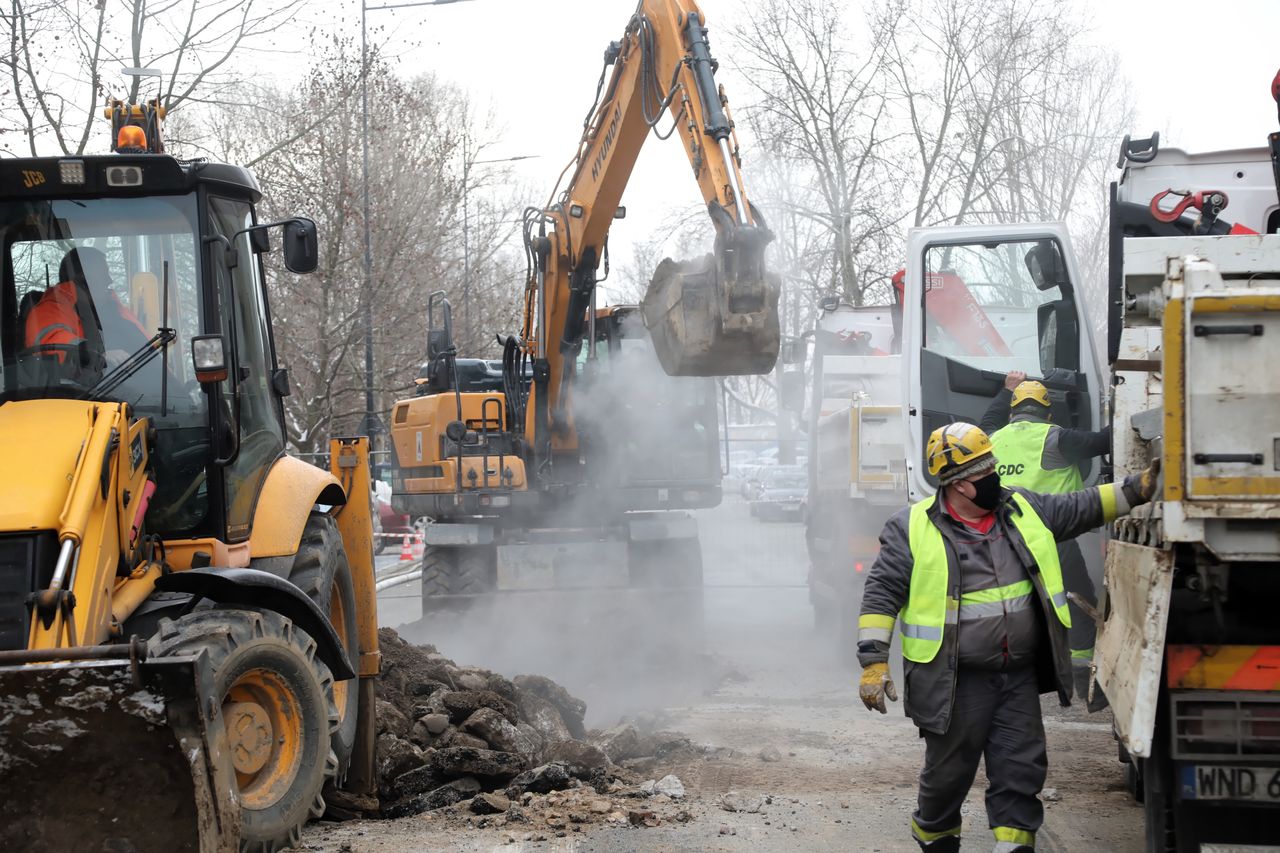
[1181,764,1280,802]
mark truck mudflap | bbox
[0,648,239,853]
[1095,539,1174,759]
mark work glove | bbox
[1134,457,1162,503]
[859,662,898,714]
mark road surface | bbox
[304,496,1143,851]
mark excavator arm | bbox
[522,0,780,452]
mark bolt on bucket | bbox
[641,250,781,377]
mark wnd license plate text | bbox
[1181,765,1280,802]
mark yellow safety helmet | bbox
[1010,380,1051,411]
[926,422,995,483]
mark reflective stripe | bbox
[958,593,1033,622]
[993,843,1030,853]
[35,322,78,344]
[1051,591,1069,609]
[959,579,1034,621]
[993,825,1035,846]
[902,623,943,641]
[1099,482,1119,522]
[960,579,1034,604]
[1071,647,1095,661]
[857,613,895,644]
[858,627,892,643]
[911,817,961,843]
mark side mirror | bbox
[1025,241,1067,292]
[1037,300,1079,374]
[282,218,318,273]
[427,290,455,361]
[191,335,228,385]
[780,369,805,413]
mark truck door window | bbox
[922,239,1068,373]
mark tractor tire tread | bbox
[147,607,338,853]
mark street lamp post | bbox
[359,0,475,442]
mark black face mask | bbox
[968,471,1003,510]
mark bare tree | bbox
[0,0,306,156]
[730,0,904,306]
[195,42,525,451]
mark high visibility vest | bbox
[990,420,1082,494]
[900,492,1072,663]
[25,281,89,353]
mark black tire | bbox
[149,608,336,853]
[287,512,360,776]
[420,545,494,612]
[1143,720,1177,853]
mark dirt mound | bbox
[327,628,709,821]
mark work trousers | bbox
[912,666,1046,851]
[1059,538,1096,659]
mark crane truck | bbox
[1096,122,1280,851]
[387,0,779,626]
[0,101,382,852]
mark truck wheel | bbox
[421,545,494,612]
[150,608,336,853]
[288,512,360,775]
[1142,730,1177,853]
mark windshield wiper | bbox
[80,327,176,403]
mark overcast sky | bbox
[350,0,1280,302]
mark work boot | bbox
[915,837,960,853]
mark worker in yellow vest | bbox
[857,422,1157,853]
[989,380,1111,707]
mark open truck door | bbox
[900,223,1105,500]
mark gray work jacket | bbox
[857,481,1134,735]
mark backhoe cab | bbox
[0,102,381,853]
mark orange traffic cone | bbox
[412,531,425,560]
[398,534,413,562]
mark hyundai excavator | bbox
[387,0,779,622]
[0,102,381,852]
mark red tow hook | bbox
[1149,188,1229,223]
[1149,188,1259,235]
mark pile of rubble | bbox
[326,628,705,822]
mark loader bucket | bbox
[0,652,239,853]
[642,251,781,376]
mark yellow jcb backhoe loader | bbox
[0,100,380,852]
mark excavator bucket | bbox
[642,250,781,377]
[0,651,239,853]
